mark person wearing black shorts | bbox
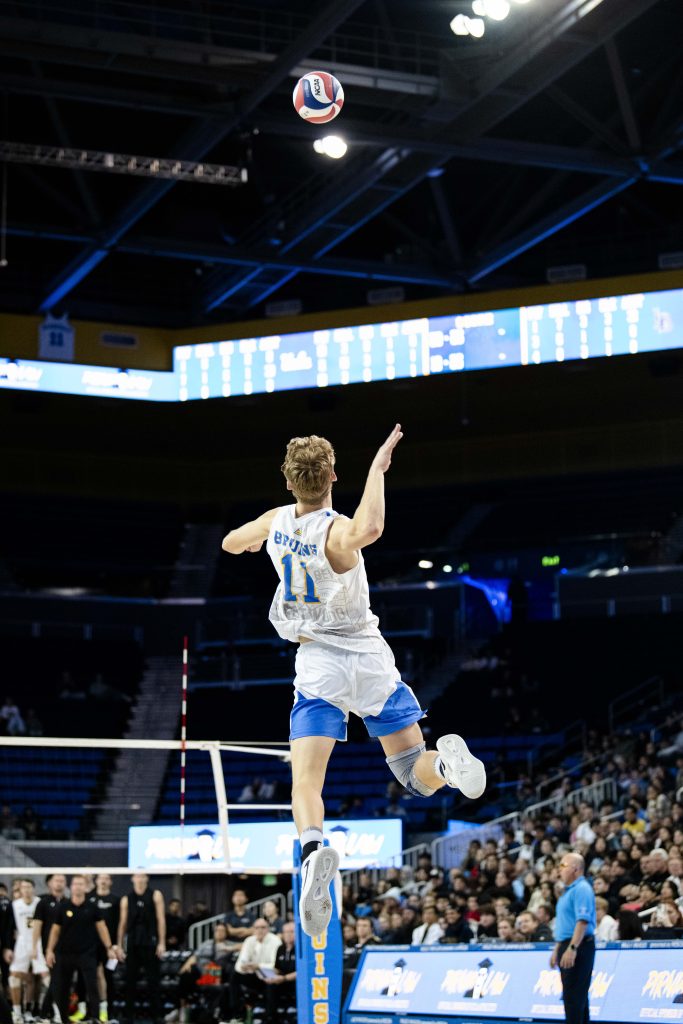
[32,875,67,1022]
[117,874,165,1024]
[89,875,120,1023]
[45,876,118,1024]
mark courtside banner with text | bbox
[344,942,683,1023]
[128,819,402,872]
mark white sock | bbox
[100,1001,107,1014]
[300,826,324,854]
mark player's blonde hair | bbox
[281,435,335,503]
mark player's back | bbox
[266,504,383,651]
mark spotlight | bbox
[313,135,348,159]
[472,0,486,13]
[450,14,470,34]
[443,564,453,573]
[483,0,510,18]
[467,16,486,36]
[418,559,434,569]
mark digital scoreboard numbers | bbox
[2,285,683,401]
[175,286,683,400]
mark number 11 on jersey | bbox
[281,553,320,603]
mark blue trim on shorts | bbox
[289,681,425,742]
[290,692,347,741]
[363,681,425,738]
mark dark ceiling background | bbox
[0,0,681,328]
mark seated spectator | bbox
[595,897,619,941]
[165,898,187,949]
[476,904,499,939]
[622,804,647,837]
[0,696,25,736]
[617,909,645,940]
[171,922,239,1022]
[186,899,211,930]
[262,900,284,936]
[231,918,280,1019]
[495,917,518,943]
[18,807,41,840]
[261,921,296,1024]
[225,888,254,940]
[646,900,683,938]
[535,903,555,934]
[345,918,382,969]
[441,905,473,944]
[412,906,444,945]
[516,910,553,942]
[0,805,24,841]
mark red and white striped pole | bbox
[180,635,188,848]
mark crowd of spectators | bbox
[335,716,683,959]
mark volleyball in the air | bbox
[292,71,344,124]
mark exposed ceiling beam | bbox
[604,38,642,151]
[200,0,665,312]
[468,176,638,284]
[5,225,460,289]
[36,0,370,312]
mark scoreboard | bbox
[2,284,683,401]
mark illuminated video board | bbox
[1,285,682,401]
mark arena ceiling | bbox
[0,0,681,328]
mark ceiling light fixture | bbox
[313,135,348,159]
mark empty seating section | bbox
[0,746,106,837]
[0,493,184,596]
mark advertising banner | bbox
[345,942,683,1023]
[129,818,402,873]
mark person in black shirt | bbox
[441,905,474,943]
[164,901,186,951]
[45,875,117,1024]
[224,890,254,942]
[32,874,67,1021]
[261,922,296,1024]
[90,874,121,1022]
[0,884,13,993]
[117,873,165,1024]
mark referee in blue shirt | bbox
[551,853,596,1024]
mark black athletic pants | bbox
[54,953,99,1024]
[559,936,595,1024]
[125,945,161,1022]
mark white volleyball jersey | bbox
[266,504,385,652]
[12,897,38,947]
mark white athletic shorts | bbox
[290,639,425,741]
[11,943,48,974]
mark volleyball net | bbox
[0,734,291,878]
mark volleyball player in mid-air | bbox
[223,424,486,936]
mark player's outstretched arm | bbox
[328,424,403,554]
[222,508,279,555]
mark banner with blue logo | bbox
[344,942,683,1023]
[128,818,402,873]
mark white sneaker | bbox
[299,845,340,937]
[164,1012,179,1023]
[436,734,487,799]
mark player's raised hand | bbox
[372,423,403,473]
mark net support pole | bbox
[180,636,189,844]
[293,840,343,1024]
[207,742,231,872]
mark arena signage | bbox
[344,943,683,1023]
[128,818,402,873]
[2,284,683,401]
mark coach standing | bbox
[45,875,118,1024]
[551,853,596,1024]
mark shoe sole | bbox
[299,846,340,937]
[437,734,486,799]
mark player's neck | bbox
[295,493,332,516]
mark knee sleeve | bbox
[386,742,437,797]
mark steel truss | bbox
[0,142,247,186]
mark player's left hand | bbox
[156,943,166,959]
[559,948,576,969]
[372,423,403,474]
